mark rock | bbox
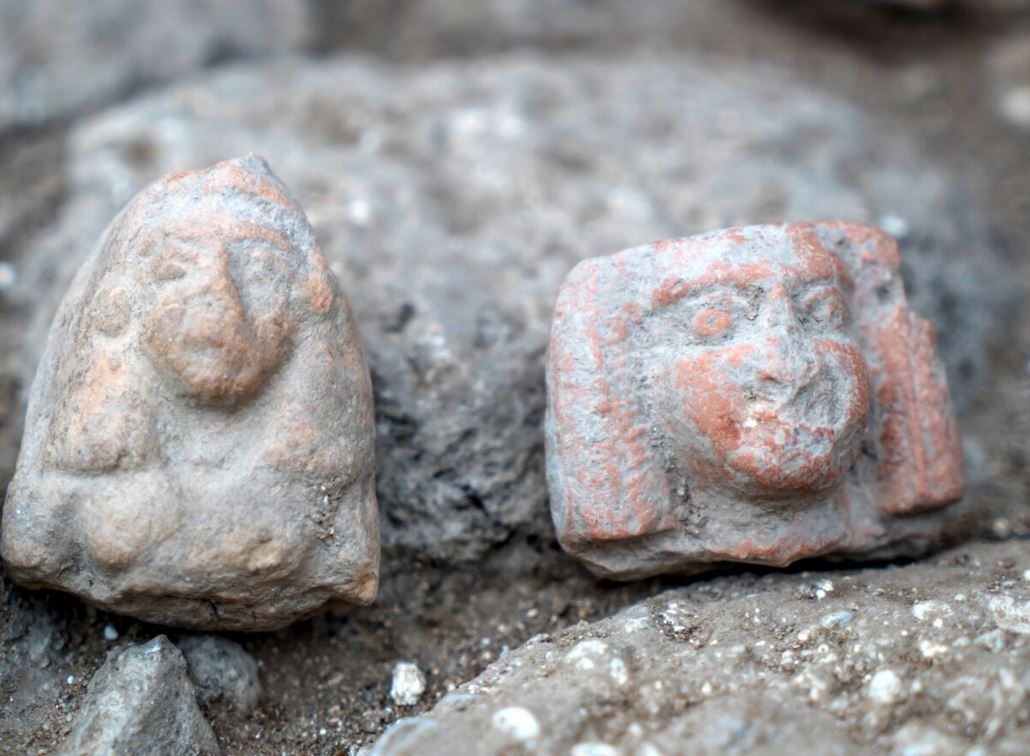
[546,222,963,578]
[6,54,1011,567]
[390,661,428,707]
[58,636,219,756]
[178,635,261,714]
[0,0,312,130]
[1,155,379,630]
[368,539,1030,755]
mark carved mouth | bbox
[727,381,861,497]
[743,371,844,434]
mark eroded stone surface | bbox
[546,222,964,578]
[1,155,378,630]
[58,636,219,756]
[369,539,1030,756]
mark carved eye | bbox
[686,289,751,341]
[241,249,291,288]
[152,247,193,281]
[693,308,734,339]
[233,248,292,314]
[798,285,848,331]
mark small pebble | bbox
[992,518,1013,538]
[102,625,119,641]
[390,662,427,707]
[820,610,853,629]
[879,214,910,240]
[491,706,540,741]
[0,262,16,292]
[868,669,903,705]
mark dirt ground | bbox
[0,2,1027,754]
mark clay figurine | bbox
[546,222,963,578]
[1,155,379,630]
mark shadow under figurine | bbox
[1,155,379,630]
[546,222,964,579]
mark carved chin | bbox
[156,346,270,405]
[722,421,850,497]
[144,313,291,406]
[675,348,871,501]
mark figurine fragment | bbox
[545,222,963,578]
[1,155,378,629]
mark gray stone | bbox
[369,539,1030,755]
[177,635,261,714]
[1,155,379,630]
[58,636,219,756]
[5,54,1011,567]
[0,0,312,131]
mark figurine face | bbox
[143,221,298,406]
[658,246,870,499]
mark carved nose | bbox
[758,343,797,386]
[755,287,816,387]
[757,333,817,393]
[194,252,247,321]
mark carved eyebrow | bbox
[230,244,300,281]
[652,278,755,313]
[792,275,854,298]
[690,285,753,303]
[226,227,294,254]
[156,215,295,254]
[794,276,838,289]
[790,251,853,289]
[651,258,849,309]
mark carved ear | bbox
[833,223,964,514]
[545,254,672,550]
